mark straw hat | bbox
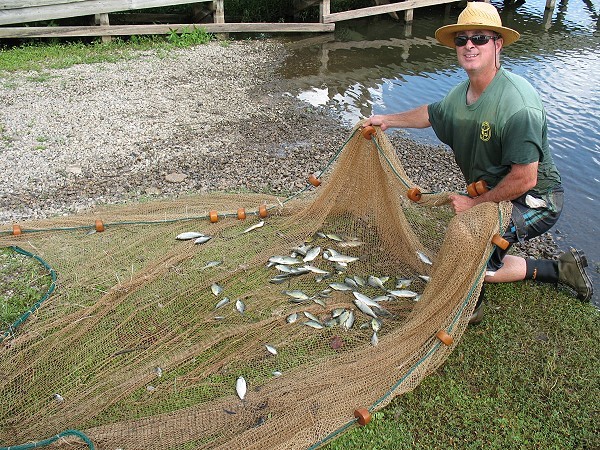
[435,2,520,48]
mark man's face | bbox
[455,29,503,74]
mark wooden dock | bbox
[0,0,561,40]
[0,0,460,39]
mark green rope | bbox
[0,429,94,450]
[1,247,57,342]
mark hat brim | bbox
[435,24,520,48]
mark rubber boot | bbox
[557,248,593,302]
[469,285,485,325]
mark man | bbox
[363,2,593,323]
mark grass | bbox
[0,247,52,332]
[323,282,600,449]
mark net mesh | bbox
[0,125,511,449]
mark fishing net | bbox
[0,124,510,450]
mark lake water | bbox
[278,0,599,306]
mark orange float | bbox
[209,210,219,223]
[237,208,246,220]
[94,219,105,232]
[467,180,489,198]
[436,330,454,346]
[308,174,321,187]
[407,187,422,202]
[258,205,268,219]
[12,224,23,236]
[361,126,376,140]
[491,234,510,250]
[354,408,372,426]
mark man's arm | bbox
[449,162,539,213]
[363,105,431,130]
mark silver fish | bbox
[373,295,390,302]
[328,282,353,291]
[304,311,320,322]
[396,278,412,289]
[236,376,247,400]
[418,275,431,283]
[332,308,345,318]
[368,275,387,291]
[303,246,321,262]
[269,255,302,265]
[303,265,329,275]
[155,366,163,378]
[326,248,359,263]
[313,298,327,308]
[272,371,282,377]
[211,283,223,296]
[243,220,265,234]
[354,275,366,287]
[353,298,378,319]
[146,385,156,392]
[387,289,419,299]
[265,344,278,355]
[371,332,379,347]
[215,297,230,309]
[292,244,311,256]
[235,299,246,314]
[417,251,433,265]
[340,309,355,331]
[344,277,359,289]
[286,312,298,324]
[176,231,204,240]
[201,260,222,270]
[303,320,324,329]
[326,233,344,242]
[371,318,382,332]
[270,275,291,284]
[194,235,212,244]
[338,239,365,248]
[283,290,311,301]
[353,291,392,316]
[53,393,64,403]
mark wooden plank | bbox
[1,0,85,10]
[0,0,213,25]
[323,0,457,23]
[213,0,224,24]
[0,22,335,38]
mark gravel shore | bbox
[0,39,557,258]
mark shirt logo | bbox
[480,121,491,142]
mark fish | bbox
[353,298,378,319]
[304,311,320,322]
[371,332,379,347]
[344,277,359,289]
[146,385,156,392]
[328,282,353,291]
[371,318,382,332]
[292,244,311,256]
[387,289,419,299]
[353,275,366,287]
[269,275,291,284]
[269,255,302,265]
[340,309,355,331]
[353,291,392,316]
[194,235,212,244]
[303,265,329,275]
[326,233,344,242]
[395,278,412,289]
[326,248,359,263]
[235,299,246,314]
[53,393,64,403]
[236,376,247,400]
[417,251,433,265]
[303,320,324,329]
[176,231,204,240]
[313,298,327,308]
[286,312,298,323]
[155,366,163,378]
[215,297,230,309]
[367,275,387,291]
[418,275,431,283]
[283,290,311,301]
[201,260,222,270]
[373,295,390,302]
[265,344,278,355]
[211,283,223,296]
[243,220,265,234]
[338,239,365,248]
[303,246,321,262]
[272,371,282,377]
[332,308,345,318]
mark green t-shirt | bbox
[427,68,561,195]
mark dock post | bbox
[95,13,111,43]
[320,0,331,23]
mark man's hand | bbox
[363,115,391,131]
[448,194,476,213]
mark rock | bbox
[165,173,188,183]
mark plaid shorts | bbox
[487,185,564,272]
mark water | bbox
[278,0,600,305]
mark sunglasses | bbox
[454,34,499,47]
